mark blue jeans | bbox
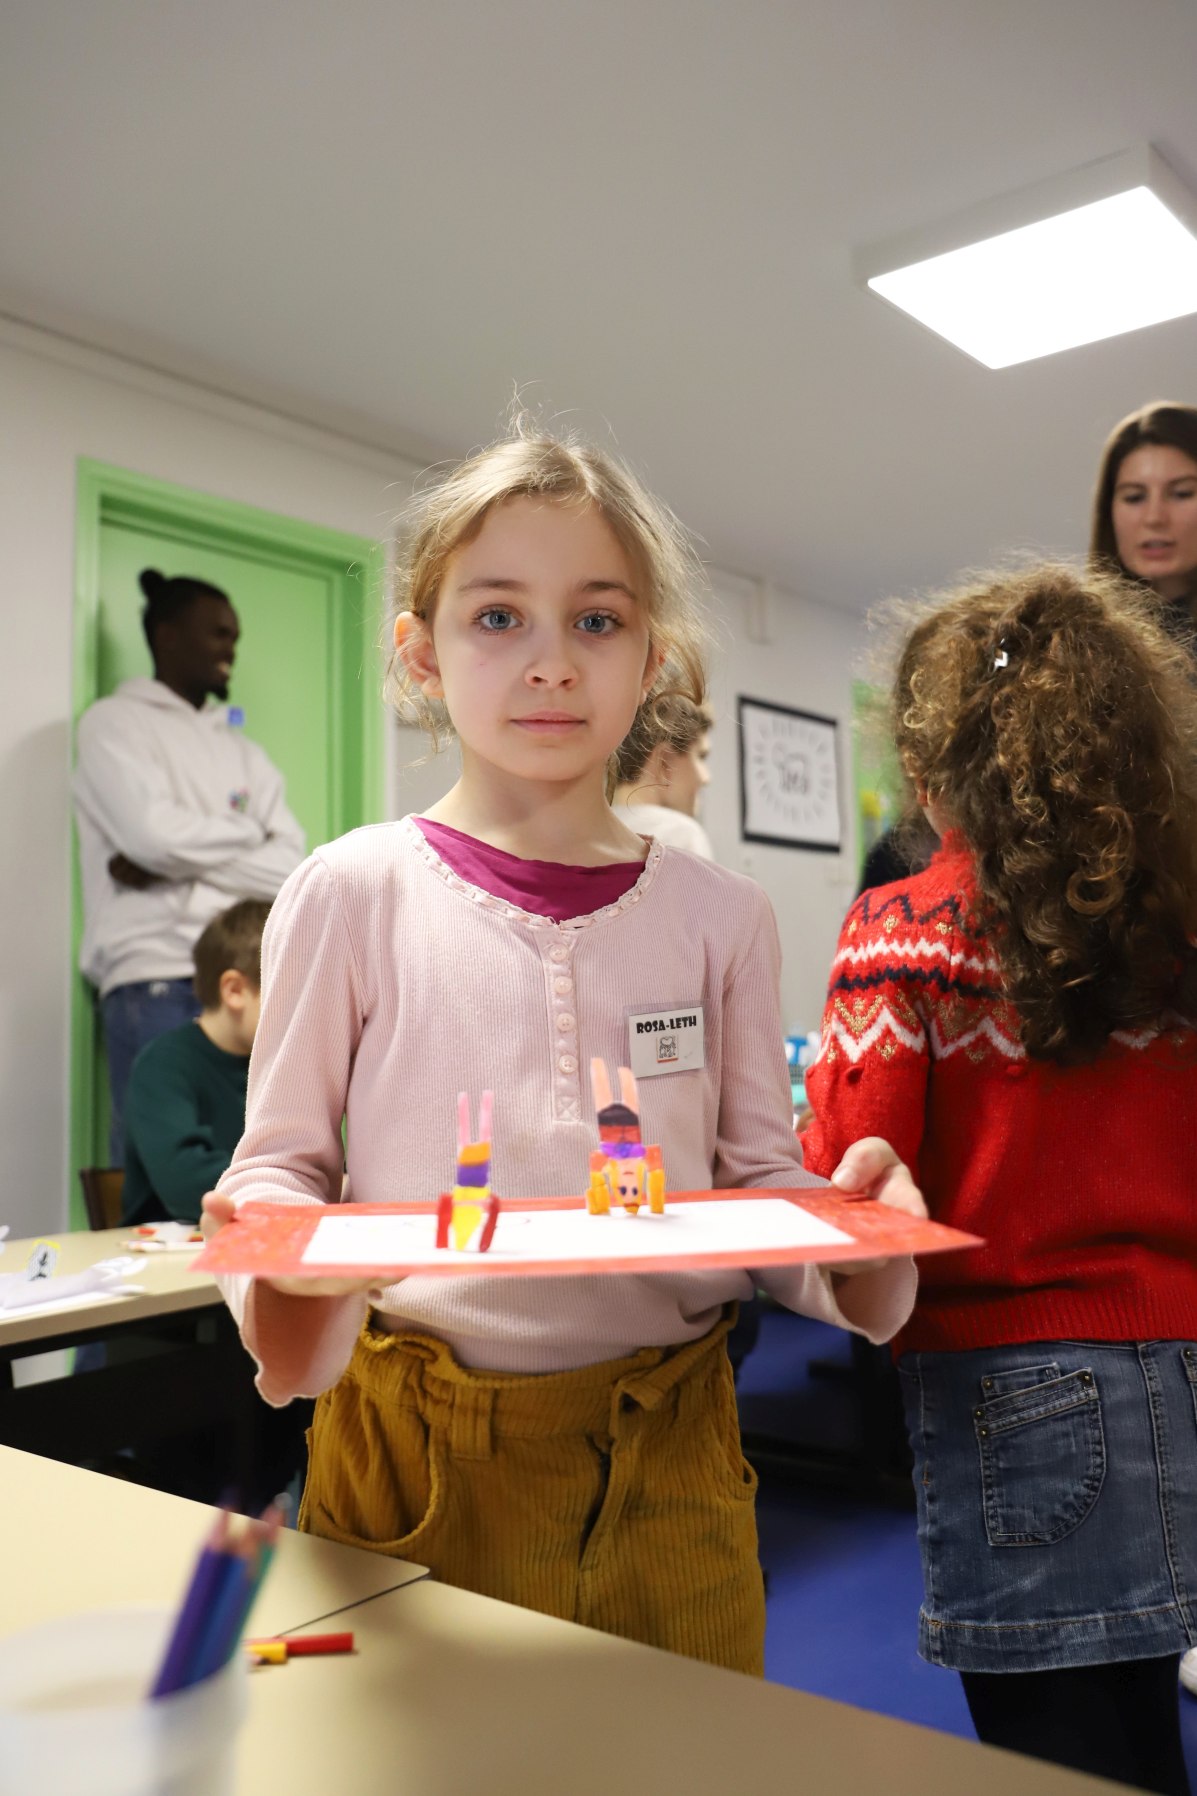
[899,1341,1197,1673]
[100,978,200,1165]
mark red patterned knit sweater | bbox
[801,835,1197,1356]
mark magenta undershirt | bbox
[415,818,645,922]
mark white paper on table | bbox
[0,1258,141,1313]
[302,1198,853,1270]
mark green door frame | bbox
[70,458,385,1225]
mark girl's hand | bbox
[200,1190,237,1239]
[829,1137,926,1216]
[824,1136,926,1278]
[199,1190,381,1298]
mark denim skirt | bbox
[897,1341,1197,1672]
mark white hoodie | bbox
[73,679,306,995]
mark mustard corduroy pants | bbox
[298,1307,766,1674]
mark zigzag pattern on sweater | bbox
[849,886,989,940]
[831,965,1006,1002]
[821,992,926,1064]
[819,990,1026,1066]
[822,866,1026,1065]
[831,934,1002,979]
[825,861,1197,1067]
[821,989,1196,1067]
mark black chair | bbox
[78,1167,124,1231]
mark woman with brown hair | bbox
[1091,402,1197,642]
[801,564,1197,1794]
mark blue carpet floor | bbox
[739,1305,1197,1782]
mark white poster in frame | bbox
[738,696,842,852]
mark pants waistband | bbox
[344,1308,737,1460]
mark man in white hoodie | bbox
[74,570,305,1161]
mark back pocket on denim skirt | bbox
[974,1368,1105,1547]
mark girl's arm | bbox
[800,891,930,1182]
[714,886,921,1342]
[212,853,376,1406]
[777,888,933,1340]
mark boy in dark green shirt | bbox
[121,899,270,1227]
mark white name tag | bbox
[628,1005,705,1078]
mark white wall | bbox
[704,573,861,1033]
[0,325,864,1235]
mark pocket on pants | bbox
[300,1387,445,1559]
[1182,1346,1197,1431]
[974,1367,1105,1547]
[706,1360,760,1504]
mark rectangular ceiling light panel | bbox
[859,147,1197,368]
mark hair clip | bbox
[992,641,1009,671]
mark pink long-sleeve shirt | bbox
[216,817,916,1402]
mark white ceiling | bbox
[3,0,1197,611]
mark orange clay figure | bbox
[586,1060,666,1216]
[436,1090,500,1252]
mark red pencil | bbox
[246,1631,354,1657]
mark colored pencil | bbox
[188,1543,254,1686]
[149,1512,232,1698]
[245,1631,355,1658]
[150,1502,284,1697]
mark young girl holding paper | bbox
[801,565,1197,1793]
[204,422,922,1674]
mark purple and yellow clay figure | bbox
[436,1090,500,1251]
[587,1061,666,1216]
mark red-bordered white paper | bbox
[193,1190,981,1281]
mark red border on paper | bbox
[192,1190,981,1281]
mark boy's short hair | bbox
[192,899,271,1010]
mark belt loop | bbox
[676,1353,722,1421]
[448,1382,495,1461]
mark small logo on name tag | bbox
[628,1006,705,1078]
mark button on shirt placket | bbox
[547,932,581,1121]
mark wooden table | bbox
[237,1579,1139,1796]
[0,1226,217,1353]
[0,1450,1132,1796]
[0,1229,266,1491]
[0,1446,426,1636]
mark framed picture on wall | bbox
[738,696,842,852]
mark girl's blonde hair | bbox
[890,563,1197,1062]
[386,425,708,754]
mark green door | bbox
[72,460,385,1211]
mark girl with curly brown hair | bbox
[800,564,1197,1795]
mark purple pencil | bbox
[149,1511,231,1699]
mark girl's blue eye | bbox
[578,612,619,635]
[478,608,516,631]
